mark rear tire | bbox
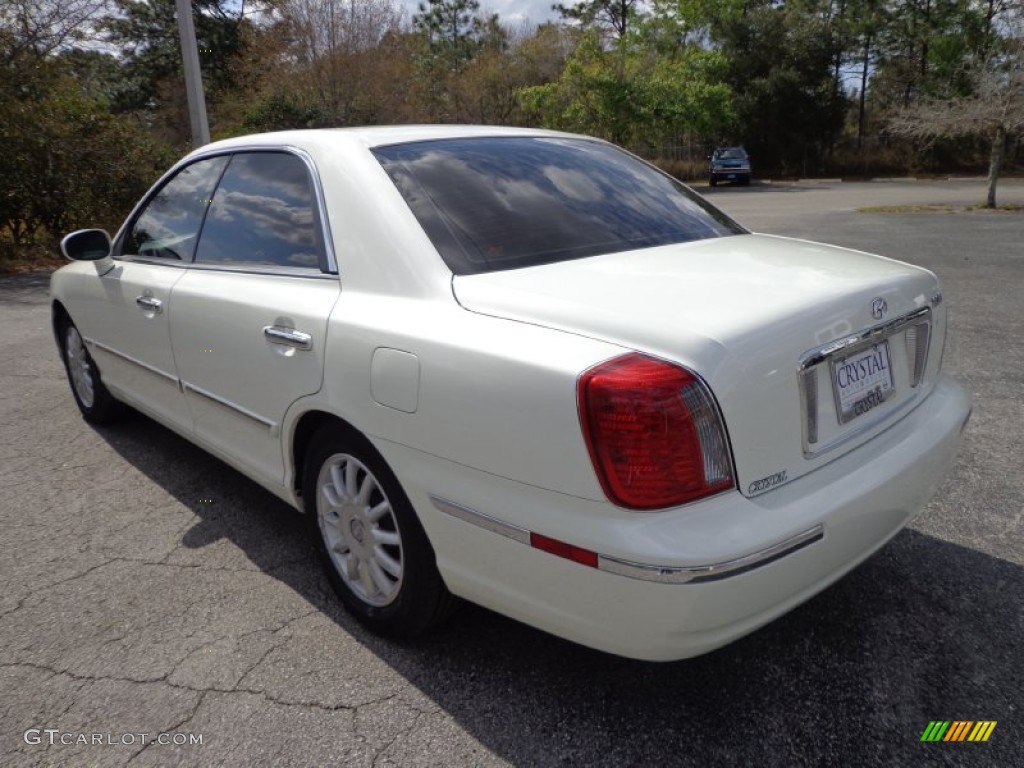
[59,318,122,425]
[303,425,455,637]
[709,176,718,187]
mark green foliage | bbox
[0,52,172,251]
[242,94,325,133]
[413,0,501,72]
[554,0,644,39]
[2,0,1022,271]
[519,30,733,146]
[710,1,847,173]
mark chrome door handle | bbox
[263,325,312,351]
[135,295,162,313]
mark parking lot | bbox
[1,180,1021,767]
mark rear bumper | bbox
[378,376,970,661]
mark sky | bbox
[399,0,561,28]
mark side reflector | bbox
[530,532,599,568]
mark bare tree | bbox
[888,20,1024,208]
[280,0,404,122]
[1,0,110,63]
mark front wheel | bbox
[59,319,122,424]
[303,427,454,637]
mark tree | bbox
[554,0,646,40]
[708,1,848,174]
[412,0,505,120]
[888,30,1024,207]
[277,0,405,125]
[0,11,171,252]
[413,0,498,72]
[518,28,733,147]
[1,0,108,63]
[103,1,267,142]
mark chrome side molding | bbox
[598,525,824,584]
[182,381,277,430]
[84,337,177,383]
[429,495,824,584]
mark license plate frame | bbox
[830,340,895,425]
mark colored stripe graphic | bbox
[921,721,996,742]
[945,721,972,741]
[970,722,997,742]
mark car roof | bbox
[187,125,588,161]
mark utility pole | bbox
[175,0,211,147]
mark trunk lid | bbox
[453,233,945,498]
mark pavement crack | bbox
[371,707,425,767]
[126,689,208,766]
[0,596,27,622]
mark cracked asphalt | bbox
[1,181,1022,767]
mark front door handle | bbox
[263,325,312,351]
[135,295,162,313]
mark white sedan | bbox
[50,126,971,661]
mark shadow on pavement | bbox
[97,412,1022,768]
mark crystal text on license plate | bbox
[831,341,895,424]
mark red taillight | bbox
[578,353,734,510]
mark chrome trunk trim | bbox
[798,306,932,458]
[798,307,931,370]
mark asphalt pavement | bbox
[1,181,1021,767]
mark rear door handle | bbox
[135,295,162,313]
[263,325,312,351]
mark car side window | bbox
[123,156,229,260]
[194,152,323,270]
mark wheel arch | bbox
[51,299,72,347]
[290,409,374,501]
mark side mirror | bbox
[61,229,112,261]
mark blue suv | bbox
[708,147,751,187]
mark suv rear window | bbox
[373,137,744,275]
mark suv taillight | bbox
[578,353,734,510]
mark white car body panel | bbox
[453,233,948,495]
[392,379,966,661]
[169,270,341,486]
[49,126,971,660]
[61,261,192,429]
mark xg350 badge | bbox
[749,470,788,495]
[871,297,888,320]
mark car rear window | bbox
[373,137,745,275]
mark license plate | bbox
[831,341,895,424]
[726,173,736,179]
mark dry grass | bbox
[858,203,1024,214]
